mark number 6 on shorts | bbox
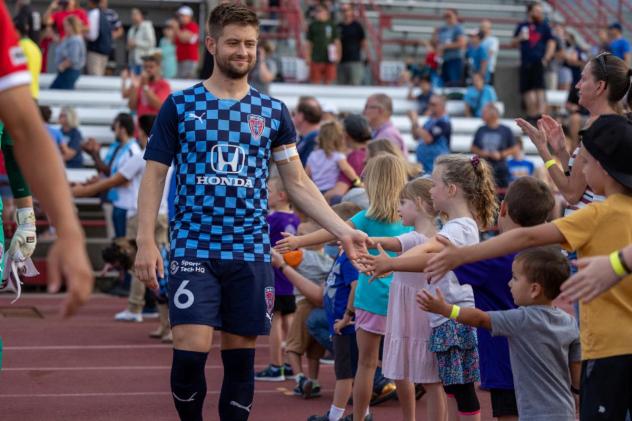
[174,280,195,309]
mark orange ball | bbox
[283,250,303,268]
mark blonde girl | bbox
[276,154,411,420]
[306,121,361,193]
[364,154,498,421]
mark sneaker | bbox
[301,378,321,399]
[293,374,306,396]
[283,363,295,379]
[255,364,285,382]
[319,351,334,365]
[141,308,159,319]
[307,412,330,421]
[114,309,142,322]
[370,381,396,406]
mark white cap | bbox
[320,100,338,115]
[177,6,193,17]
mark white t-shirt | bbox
[116,150,171,216]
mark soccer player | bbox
[0,0,93,316]
[134,4,368,421]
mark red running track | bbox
[0,294,496,420]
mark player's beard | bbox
[215,53,256,79]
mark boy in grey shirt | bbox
[418,246,581,420]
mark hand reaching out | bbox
[273,232,300,254]
[357,243,393,282]
[416,287,450,315]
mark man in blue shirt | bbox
[512,3,555,122]
[409,95,451,173]
[134,4,368,421]
[437,9,466,87]
[608,22,631,65]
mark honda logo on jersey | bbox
[248,115,265,140]
[210,144,246,174]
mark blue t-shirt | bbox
[514,21,553,65]
[466,44,489,81]
[298,129,318,166]
[610,37,631,60]
[438,24,464,61]
[507,158,535,181]
[323,251,359,335]
[454,255,517,390]
[350,210,411,315]
[472,124,515,187]
[416,90,433,115]
[416,115,451,174]
[47,124,63,145]
[464,85,497,118]
[145,83,297,262]
[61,127,84,168]
[267,211,301,295]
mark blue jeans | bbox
[441,58,464,87]
[112,206,127,238]
[306,308,333,353]
[50,68,81,90]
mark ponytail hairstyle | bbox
[589,52,632,111]
[362,154,408,223]
[434,154,499,229]
[400,177,436,216]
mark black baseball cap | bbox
[581,114,632,189]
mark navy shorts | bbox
[168,258,274,336]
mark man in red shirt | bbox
[174,5,199,79]
[43,0,89,37]
[122,52,171,117]
[0,0,93,316]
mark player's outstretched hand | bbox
[274,232,300,254]
[559,256,622,303]
[339,229,370,261]
[416,288,448,314]
[47,231,94,317]
[425,236,461,282]
[134,242,163,290]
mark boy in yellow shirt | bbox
[423,114,632,419]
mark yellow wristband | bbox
[610,251,627,277]
[449,305,461,320]
[545,159,557,170]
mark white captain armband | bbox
[272,144,299,165]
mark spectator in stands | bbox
[436,8,466,87]
[306,3,340,85]
[57,106,84,168]
[464,72,498,118]
[513,2,555,122]
[320,101,339,122]
[406,75,433,116]
[85,0,111,76]
[99,0,123,40]
[293,96,322,165]
[608,22,631,65]
[50,15,85,89]
[479,19,499,85]
[122,52,171,119]
[408,95,451,173]
[127,8,155,75]
[39,105,63,145]
[337,3,366,86]
[592,28,611,56]
[249,40,277,95]
[174,5,199,79]
[471,103,517,188]
[363,93,406,154]
[13,18,42,99]
[159,19,178,79]
[466,30,489,84]
[507,137,535,181]
[43,0,88,38]
[13,0,41,43]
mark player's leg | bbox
[219,332,257,420]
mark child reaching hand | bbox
[306,121,362,194]
[363,154,499,421]
[418,247,581,421]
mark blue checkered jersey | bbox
[144,83,297,262]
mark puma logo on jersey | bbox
[186,112,206,123]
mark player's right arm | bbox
[135,95,178,289]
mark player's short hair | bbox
[514,246,570,300]
[504,177,555,226]
[331,202,362,221]
[297,96,322,124]
[137,114,156,138]
[207,3,259,40]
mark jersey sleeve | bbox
[0,1,31,93]
[144,95,179,166]
[272,102,298,148]
[489,308,525,337]
[397,231,424,252]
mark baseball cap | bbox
[343,114,372,143]
[609,22,623,32]
[177,6,193,17]
[580,114,632,189]
[320,100,338,115]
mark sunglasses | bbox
[595,52,611,85]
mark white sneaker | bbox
[114,309,143,322]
